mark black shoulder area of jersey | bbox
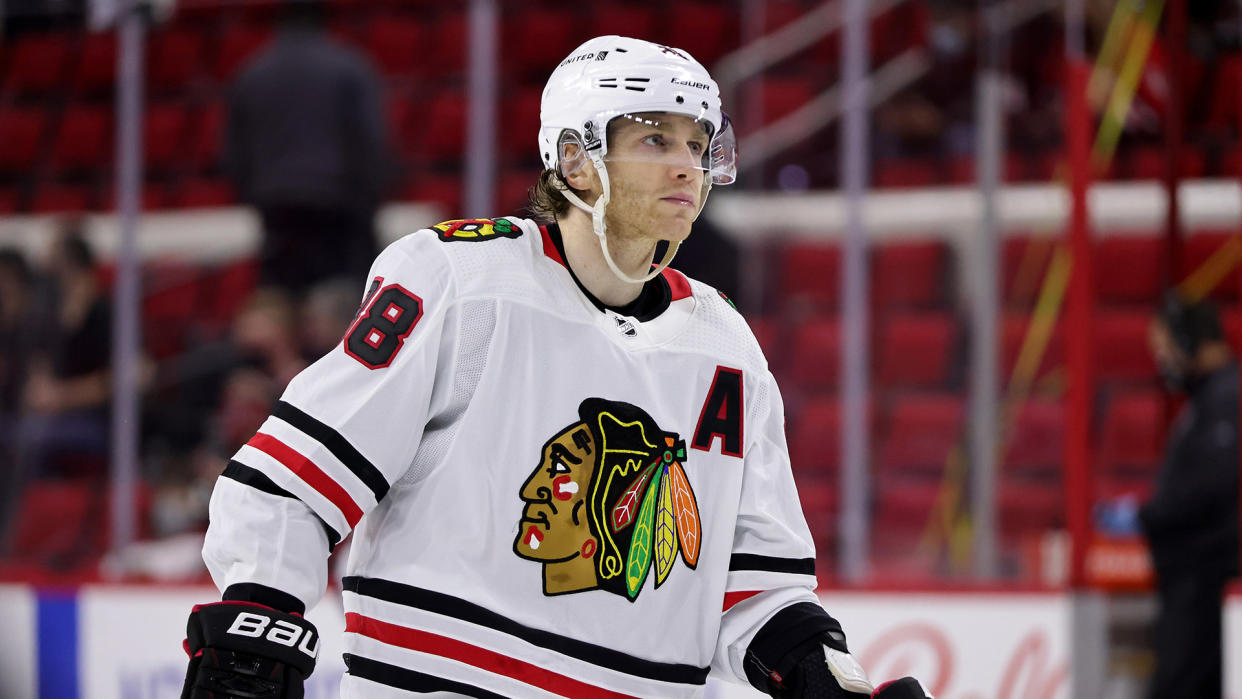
[430,218,524,243]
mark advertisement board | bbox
[0,585,1073,698]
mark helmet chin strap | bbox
[560,155,683,285]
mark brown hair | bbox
[527,168,574,223]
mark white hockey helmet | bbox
[538,35,737,283]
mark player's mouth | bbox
[523,524,545,550]
[660,193,695,207]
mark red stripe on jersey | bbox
[345,613,640,699]
[247,432,364,528]
[722,590,762,612]
[662,268,692,301]
[540,225,566,267]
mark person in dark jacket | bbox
[225,1,391,295]
[1140,290,1240,699]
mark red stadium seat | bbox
[176,178,236,208]
[746,315,782,368]
[147,27,206,92]
[999,481,1063,535]
[424,12,466,77]
[30,184,93,213]
[788,395,875,479]
[201,258,259,331]
[754,78,814,131]
[187,103,225,170]
[386,88,428,163]
[779,243,840,313]
[1178,233,1241,303]
[877,393,965,476]
[361,16,424,78]
[499,87,543,161]
[502,8,580,79]
[48,104,113,174]
[1098,389,1165,475]
[0,188,19,214]
[871,2,929,61]
[1093,236,1163,305]
[498,169,540,217]
[1001,398,1064,474]
[214,25,273,81]
[875,313,957,389]
[947,153,1028,184]
[873,481,940,533]
[2,33,72,95]
[102,181,170,211]
[1123,145,1207,180]
[797,480,839,519]
[6,480,96,559]
[588,6,656,43]
[424,90,467,162]
[787,317,840,392]
[873,158,937,188]
[665,3,738,67]
[71,33,117,93]
[1093,310,1157,382]
[1000,311,1065,382]
[1002,235,1056,308]
[0,106,50,173]
[144,103,190,171]
[1223,310,1242,354]
[871,239,947,309]
[402,175,462,214]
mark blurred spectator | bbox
[225,1,391,296]
[1139,291,1239,699]
[11,227,111,478]
[0,248,35,423]
[0,247,36,540]
[300,278,360,360]
[143,288,305,551]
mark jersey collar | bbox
[540,223,691,322]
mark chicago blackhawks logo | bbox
[431,218,522,242]
[514,399,702,601]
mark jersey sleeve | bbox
[712,369,824,683]
[203,231,457,610]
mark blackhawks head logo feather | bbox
[514,399,702,601]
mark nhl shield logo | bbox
[514,399,701,601]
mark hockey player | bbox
[181,36,930,699]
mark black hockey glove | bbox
[181,601,319,699]
[744,602,931,699]
[767,642,931,698]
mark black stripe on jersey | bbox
[728,554,816,576]
[345,654,509,698]
[343,576,709,686]
[222,582,307,616]
[221,461,343,551]
[273,400,390,502]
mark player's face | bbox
[515,424,596,562]
[603,113,709,244]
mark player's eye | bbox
[546,457,571,476]
[643,133,667,148]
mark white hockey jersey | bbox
[203,216,821,698]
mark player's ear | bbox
[563,151,599,195]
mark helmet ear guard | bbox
[557,130,590,179]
